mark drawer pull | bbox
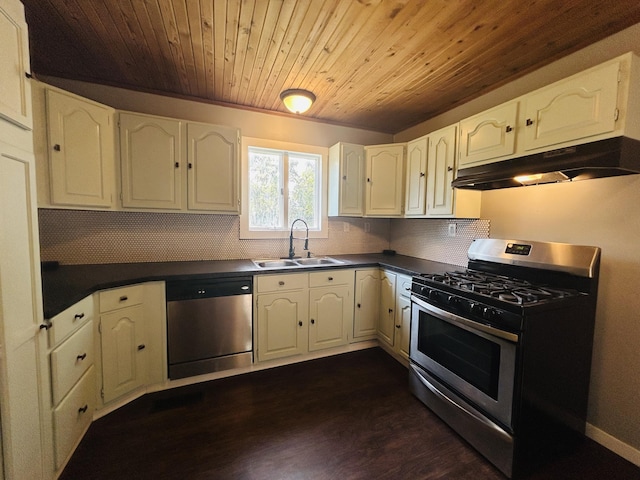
[137,344,146,351]
[278,281,285,286]
[357,303,361,308]
[395,325,401,329]
[76,353,87,361]
[388,308,393,313]
[53,144,61,151]
[74,313,85,320]
[39,323,51,330]
[78,405,88,414]
[298,321,303,327]
[328,277,334,281]
[311,319,315,324]
[119,295,128,302]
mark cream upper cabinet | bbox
[404,135,428,216]
[0,0,32,130]
[119,112,183,210]
[46,89,115,208]
[523,61,620,151]
[353,269,380,340]
[426,125,457,217]
[459,101,518,169]
[187,122,240,213]
[364,143,405,217]
[328,142,365,216]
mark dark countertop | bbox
[41,253,459,319]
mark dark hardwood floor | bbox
[60,348,640,480]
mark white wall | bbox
[395,22,640,463]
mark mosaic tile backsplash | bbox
[38,209,489,267]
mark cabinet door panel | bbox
[47,90,113,207]
[405,136,427,216]
[187,123,239,212]
[257,291,307,362]
[523,61,619,151]
[427,125,456,217]
[353,270,380,339]
[100,305,146,403]
[0,1,31,129]
[50,320,94,405]
[378,272,396,346]
[340,143,364,215]
[365,144,404,216]
[396,294,411,360]
[120,113,182,209]
[309,286,351,351]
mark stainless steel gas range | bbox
[409,238,600,478]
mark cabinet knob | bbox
[367,178,371,183]
[77,353,87,361]
[78,405,88,414]
[298,321,303,327]
[137,344,146,351]
[39,323,51,330]
[506,125,513,133]
[447,166,453,172]
[175,162,180,168]
[119,295,128,302]
[53,144,61,151]
[357,303,361,308]
[74,313,85,320]
[526,119,534,126]
[25,72,33,79]
[419,172,425,177]
[278,281,285,286]
[395,325,401,329]
[328,276,333,281]
[389,308,393,313]
[188,163,193,169]
[342,175,347,180]
[311,319,315,324]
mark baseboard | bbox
[586,423,640,467]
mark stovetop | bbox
[414,270,582,308]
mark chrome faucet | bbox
[288,218,309,259]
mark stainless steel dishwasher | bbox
[166,277,252,380]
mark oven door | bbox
[410,295,518,428]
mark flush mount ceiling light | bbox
[280,89,316,114]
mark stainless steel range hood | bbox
[452,136,640,190]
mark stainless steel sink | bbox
[252,257,343,269]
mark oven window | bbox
[417,311,501,400]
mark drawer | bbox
[398,275,413,298]
[256,273,308,293]
[51,320,94,406]
[99,284,144,313]
[309,269,354,288]
[53,366,95,469]
[49,295,94,348]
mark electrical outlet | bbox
[364,221,371,233]
[448,223,457,237]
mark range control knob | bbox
[482,307,498,321]
[446,295,459,306]
[470,303,483,316]
[420,286,431,297]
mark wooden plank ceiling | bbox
[22,0,640,134]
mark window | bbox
[241,138,328,239]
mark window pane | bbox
[288,154,319,229]
[248,149,283,229]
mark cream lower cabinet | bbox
[353,269,380,340]
[378,270,397,346]
[255,270,355,362]
[394,274,412,361]
[98,283,165,405]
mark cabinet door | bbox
[405,136,428,216]
[459,101,518,168]
[187,122,239,212]
[120,113,183,210]
[378,271,396,346]
[523,61,620,151]
[353,269,380,339]
[0,0,32,129]
[308,286,351,351]
[256,291,308,362]
[0,142,44,480]
[47,89,114,207]
[365,144,405,216]
[395,294,411,361]
[427,125,457,217]
[100,304,146,404]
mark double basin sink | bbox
[252,257,344,269]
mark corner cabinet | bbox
[364,143,405,217]
[119,112,240,214]
[328,142,365,216]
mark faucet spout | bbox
[289,218,309,259]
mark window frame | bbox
[240,137,328,239]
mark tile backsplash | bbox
[38,209,489,266]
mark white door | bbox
[0,143,44,480]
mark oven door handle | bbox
[411,294,518,343]
[411,364,512,441]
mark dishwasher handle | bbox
[166,276,253,301]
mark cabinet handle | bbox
[74,313,85,320]
[342,175,347,180]
[311,319,315,324]
[357,303,361,308]
[25,72,33,79]
[78,405,88,414]
[526,119,534,126]
[137,344,146,351]
[175,162,180,168]
[278,281,285,286]
[389,308,393,313]
[298,321,303,327]
[39,323,51,330]
[328,276,333,281]
[77,353,87,361]
[420,172,425,177]
[447,166,453,172]
[506,125,513,133]
[188,163,193,169]
[405,286,411,291]
[395,325,401,329]
[119,296,128,302]
[53,144,61,151]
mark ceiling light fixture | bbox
[280,89,316,114]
